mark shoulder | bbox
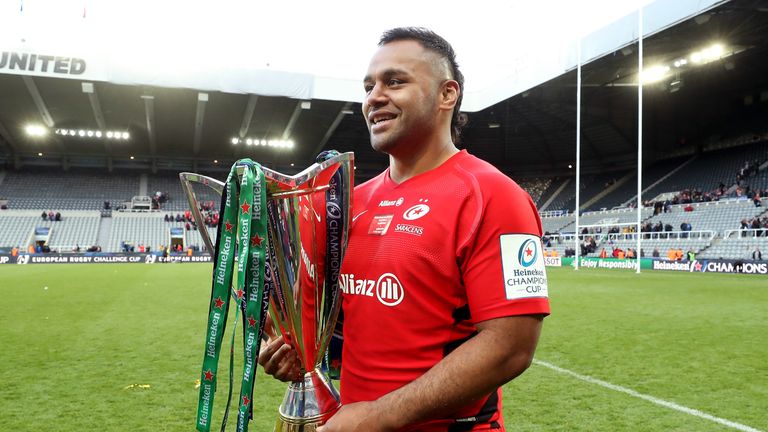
[451,151,533,205]
[448,151,542,238]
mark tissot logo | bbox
[340,272,405,306]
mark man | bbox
[260,27,549,431]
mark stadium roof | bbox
[1,0,767,180]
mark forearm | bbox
[371,315,543,430]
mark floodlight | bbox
[78,130,86,137]
[25,124,47,137]
[87,130,94,137]
[641,65,670,84]
[231,138,239,145]
[121,132,130,139]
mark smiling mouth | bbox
[370,112,397,126]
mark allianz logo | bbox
[378,197,404,207]
[339,273,404,306]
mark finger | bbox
[261,344,297,378]
[258,337,284,365]
[263,318,278,340]
[258,338,290,371]
[276,356,302,382]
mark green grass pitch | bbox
[0,264,765,431]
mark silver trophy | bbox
[180,152,353,431]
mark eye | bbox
[388,79,403,86]
[364,84,374,93]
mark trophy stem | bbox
[274,368,341,432]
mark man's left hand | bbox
[317,401,397,432]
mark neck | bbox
[388,138,459,184]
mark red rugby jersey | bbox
[338,150,550,431]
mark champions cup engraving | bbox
[181,152,353,432]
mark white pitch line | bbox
[533,359,764,432]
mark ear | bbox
[439,80,460,110]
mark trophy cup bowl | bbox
[180,152,353,431]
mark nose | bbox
[365,82,387,109]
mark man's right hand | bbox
[258,321,302,382]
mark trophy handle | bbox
[179,172,225,254]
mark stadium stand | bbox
[0,169,140,210]
[0,210,100,251]
[642,140,768,202]
[544,171,629,213]
[0,139,765,258]
[587,156,690,211]
[536,177,568,209]
[515,177,552,205]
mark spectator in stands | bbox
[686,250,696,261]
[684,204,694,212]
[48,211,54,220]
[41,211,47,220]
[754,192,762,208]
[753,247,763,261]
[55,211,61,221]
[652,248,660,258]
[599,248,608,258]
[73,244,80,253]
[680,221,692,238]
[667,248,676,261]
[664,223,673,232]
[675,248,683,261]
[550,249,558,258]
[626,248,635,259]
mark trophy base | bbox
[273,368,340,432]
[274,418,322,432]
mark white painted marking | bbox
[533,359,764,432]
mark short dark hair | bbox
[379,27,468,144]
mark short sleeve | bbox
[458,177,550,324]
